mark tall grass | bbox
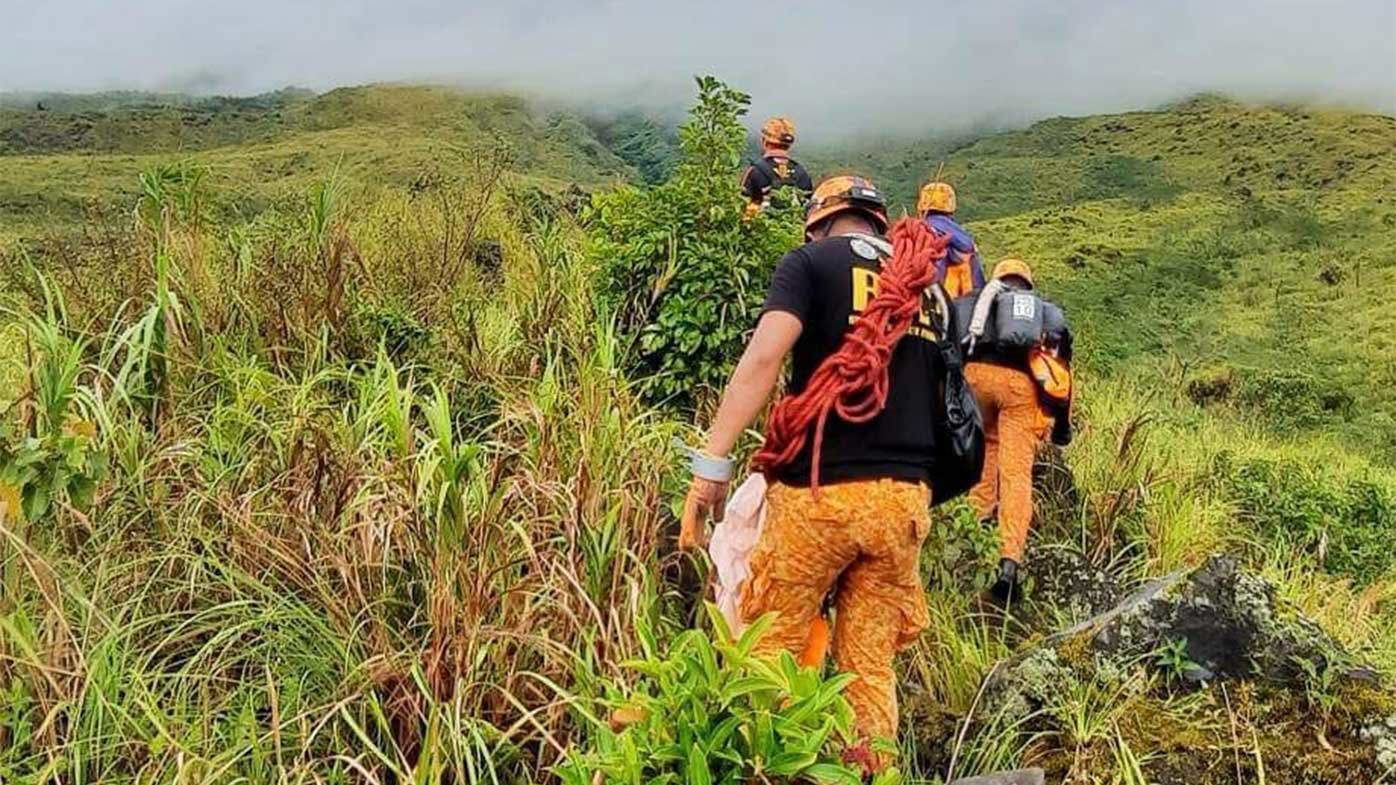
[0,172,684,784]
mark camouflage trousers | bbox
[739,478,931,750]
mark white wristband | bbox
[674,438,735,482]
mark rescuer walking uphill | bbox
[740,116,814,220]
[960,259,1074,602]
[918,180,985,298]
[680,175,980,772]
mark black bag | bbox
[927,286,986,505]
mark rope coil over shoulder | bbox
[752,218,950,492]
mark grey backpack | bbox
[993,290,1045,349]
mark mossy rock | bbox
[982,554,1381,716]
[966,555,1396,782]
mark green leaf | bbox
[767,751,819,776]
[734,613,775,657]
[684,743,711,785]
[721,677,778,703]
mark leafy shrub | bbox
[1185,367,1235,407]
[0,294,105,524]
[558,607,898,785]
[1235,369,1354,429]
[1212,452,1396,583]
[1233,195,1327,249]
[1082,154,1178,206]
[922,502,1000,594]
[349,301,430,360]
[588,76,802,407]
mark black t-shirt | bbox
[742,155,814,204]
[761,234,945,487]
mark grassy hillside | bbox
[0,85,634,241]
[824,97,1396,460]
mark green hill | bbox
[0,84,634,239]
[821,97,1396,460]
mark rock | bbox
[1063,555,1338,685]
[1026,546,1124,624]
[985,556,1351,718]
[1359,714,1396,774]
[949,769,1045,785]
[981,647,1075,721]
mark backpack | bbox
[751,156,806,204]
[993,290,1045,349]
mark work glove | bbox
[674,439,736,551]
[679,476,728,551]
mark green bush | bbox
[557,607,899,785]
[1213,452,1396,583]
[587,76,802,408]
[1235,369,1354,429]
[0,293,105,525]
[349,301,430,360]
[921,501,1000,594]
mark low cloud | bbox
[7,0,1394,138]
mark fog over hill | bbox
[8,0,1395,139]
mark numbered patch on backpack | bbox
[1012,294,1037,320]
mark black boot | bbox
[990,558,1020,604]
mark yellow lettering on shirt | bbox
[851,267,880,312]
[848,266,941,342]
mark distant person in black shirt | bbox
[740,116,814,220]
[679,175,944,772]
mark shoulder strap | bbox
[751,156,779,189]
[968,279,1006,340]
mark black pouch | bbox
[928,285,985,505]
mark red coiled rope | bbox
[752,217,949,492]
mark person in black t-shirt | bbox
[740,116,814,220]
[678,175,942,771]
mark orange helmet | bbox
[992,258,1034,287]
[804,175,888,235]
[917,181,958,215]
[761,116,796,149]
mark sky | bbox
[6,0,1395,138]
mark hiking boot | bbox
[990,558,1021,605]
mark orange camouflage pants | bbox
[964,362,1050,562]
[739,479,931,750]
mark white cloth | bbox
[967,278,1007,346]
[708,474,767,634]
